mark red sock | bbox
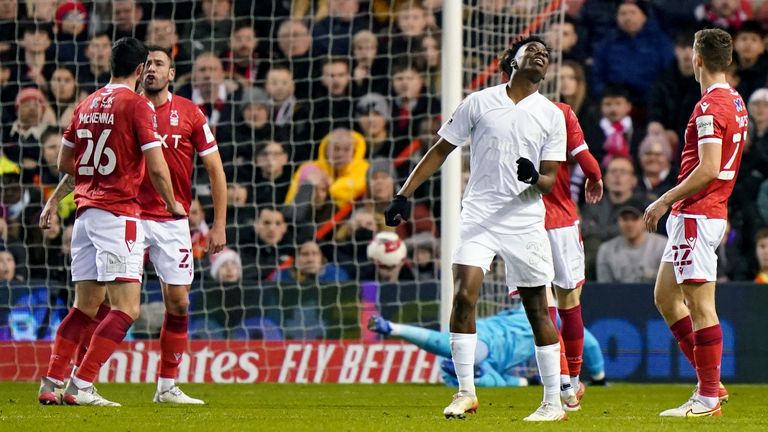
[46,308,92,382]
[558,305,584,378]
[159,313,189,379]
[74,310,133,384]
[670,316,696,368]
[558,333,569,376]
[76,304,111,367]
[694,324,722,399]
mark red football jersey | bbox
[672,83,748,219]
[544,102,601,229]
[137,94,218,220]
[62,83,160,218]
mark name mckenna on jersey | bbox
[78,112,115,125]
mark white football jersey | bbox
[438,84,566,234]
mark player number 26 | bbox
[76,129,116,176]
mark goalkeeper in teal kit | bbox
[368,308,605,387]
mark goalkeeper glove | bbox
[384,195,411,227]
[516,157,539,185]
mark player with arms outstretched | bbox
[644,28,744,417]
[37,37,184,406]
[384,36,568,422]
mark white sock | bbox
[560,374,574,399]
[535,342,561,406]
[592,371,605,381]
[698,394,719,409]
[389,322,404,336]
[71,376,92,390]
[70,366,78,378]
[158,377,175,393]
[570,375,581,391]
[449,332,477,395]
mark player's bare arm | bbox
[384,138,457,226]
[644,143,721,231]
[534,160,561,194]
[201,150,227,254]
[144,146,186,217]
[56,143,75,176]
[39,174,75,229]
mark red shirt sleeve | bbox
[133,97,161,151]
[191,107,218,156]
[562,104,602,181]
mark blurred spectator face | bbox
[674,42,694,76]
[0,175,21,205]
[757,235,768,270]
[605,158,637,195]
[192,54,225,92]
[112,0,142,32]
[21,28,51,54]
[357,111,387,138]
[277,20,310,57]
[296,241,324,275]
[370,172,394,201]
[548,21,578,52]
[146,20,178,49]
[321,61,351,97]
[18,98,45,126]
[243,103,269,129]
[202,0,231,21]
[265,68,294,103]
[312,178,329,206]
[393,68,424,100]
[478,0,507,13]
[639,139,670,177]
[734,32,765,64]
[618,212,644,242]
[421,35,440,68]
[0,0,17,20]
[749,98,768,126]
[188,199,204,228]
[616,4,646,36]
[60,7,87,35]
[326,129,355,169]
[376,259,402,282]
[601,95,632,122]
[560,64,578,97]
[710,0,739,18]
[256,208,287,245]
[397,5,428,37]
[414,246,434,266]
[42,131,61,167]
[230,26,257,59]
[353,31,378,67]
[328,0,359,19]
[0,251,15,281]
[62,225,73,255]
[227,183,248,206]
[257,142,288,178]
[217,260,241,282]
[50,68,77,102]
[86,34,111,69]
[351,209,377,233]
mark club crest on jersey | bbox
[90,97,100,109]
[733,98,744,112]
[170,110,179,126]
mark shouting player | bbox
[37,37,184,406]
[644,28,744,417]
[138,46,227,404]
[384,36,568,421]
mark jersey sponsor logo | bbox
[696,115,714,137]
[701,102,710,113]
[100,96,115,109]
[203,123,215,144]
[170,109,180,126]
[152,114,158,130]
[736,114,748,128]
[160,134,182,149]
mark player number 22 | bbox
[77,128,116,176]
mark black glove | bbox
[384,195,411,226]
[516,157,539,185]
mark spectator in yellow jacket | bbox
[285,128,370,207]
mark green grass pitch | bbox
[1,383,767,431]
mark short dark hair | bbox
[145,44,175,68]
[602,83,632,102]
[498,35,549,76]
[111,37,149,78]
[694,28,733,72]
[391,56,426,75]
[756,228,768,243]
[233,19,254,33]
[321,56,350,70]
[40,126,62,144]
[735,20,766,38]
[90,31,111,42]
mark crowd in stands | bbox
[1,0,768,299]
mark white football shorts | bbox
[547,222,586,290]
[452,223,554,293]
[143,218,194,285]
[71,208,145,283]
[661,214,727,284]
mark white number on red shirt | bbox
[77,128,116,176]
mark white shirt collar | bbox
[104,83,131,90]
[706,82,730,94]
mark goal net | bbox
[0,0,563,384]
